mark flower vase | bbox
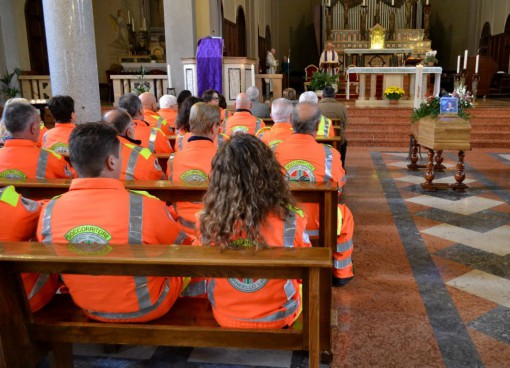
[427,62,435,67]
[389,99,399,106]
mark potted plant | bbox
[384,86,405,104]
[309,71,339,96]
[424,50,438,66]
[411,85,473,150]
[0,67,21,101]
[132,66,151,95]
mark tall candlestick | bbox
[251,64,255,87]
[167,64,173,88]
[475,54,480,73]
[457,55,460,74]
[463,50,468,69]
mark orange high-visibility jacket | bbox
[158,108,177,133]
[118,136,166,180]
[174,131,228,153]
[274,133,353,279]
[43,122,76,154]
[200,209,311,329]
[133,119,173,154]
[224,111,265,137]
[37,122,48,147]
[258,122,293,150]
[143,109,173,137]
[36,178,192,323]
[0,186,59,312]
[0,139,74,179]
[167,138,217,234]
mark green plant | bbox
[424,50,438,65]
[1,67,21,99]
[411,85,473,122]
[384,86,405,100]
[132,66,150,95]
[309,71,338,91]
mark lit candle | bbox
[463,49,468,69]
[392,0,395,6]
[475,54,480,74]
[426,0,429,5]
[167,64,173,88]
[457,55,460,74]
[363,0,366,6]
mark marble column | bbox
[42,0,100,123]
[164,0,196,94]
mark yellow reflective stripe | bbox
[288,205,304,218]
[129,189,158,200]
[42,148,63,159]
[337,207,343,236]
[0,185,20,207]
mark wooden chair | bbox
[345,64,359,94]
[304,64,319,91]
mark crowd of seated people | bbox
[0,85,353,328]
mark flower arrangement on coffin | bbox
[411,84,473,122]
[384,86,405,101]
[424,50,438,66]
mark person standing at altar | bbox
[265,48,278,93]
[320,42,339,76]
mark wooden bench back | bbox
[0,243,331,368]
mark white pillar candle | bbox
[475,54,480,73]
[363,0,366,6]
[167,64,173,88]
[426,0,429,5]
[128,10,131,21]
[457,55,460,74]
[132,20,135,32]
[463,50,468,69]
[251,64,255,87]
[392,0,395,6]
[143,17,147,31]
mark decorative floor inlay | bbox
[405,195,504,216]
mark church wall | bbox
[479,0,510,34]
[0,0,31,75]
[195,0,212,40]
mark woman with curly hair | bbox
[199,134,311,329]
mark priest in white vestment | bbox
[320,42,339,76]
[266,48,278,93]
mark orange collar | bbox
[69,178,125,191]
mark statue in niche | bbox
[405,0,417,29]
[369,24,386,49]
[389,8,396,40]
[360,5,368,40]
[109,9,130,51]
[341,0,352,29]
[423,3,431,40]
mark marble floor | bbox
[37,147,510,368]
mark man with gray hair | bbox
[158,94,178,133]
[274,102,354,287]
[257,98,293,150]
[0,102,73,179]
[246,86,270,118]
[223,92,265,136]
[298,91,335,137]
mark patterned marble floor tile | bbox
[383,152,410,158]
[499,154,510,161]
[188,348,293,367]
[406,195,504,215]
[404,184,485,200]
[446,270,510,308]
[422,224,510,256]
[469,306,510,344]
[396,175,476,185]
[435,244,510,280]
[415,208,510,233]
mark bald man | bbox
[103,108,166,180]
[139,92,172,136]
[319,41,339,76]
[223,93,265,137]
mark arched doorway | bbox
[236,6,246,57]
[25,0,49,74]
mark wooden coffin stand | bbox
[408,115,472,192]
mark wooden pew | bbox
[0,179,338,252]
[0,242,332,368]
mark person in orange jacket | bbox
[139,92,173,136]
[103,107,166,180]
[299,91,336,137]
[167,102,221,236]
[36,122,192,323]
[43,95,77,154]
[0,102,74,180]
[118,93,173,154]
[257,98,294,150]
[37,122,48,147]
[198,134,311,329]
[0,185,60,312]
[274,102,354,287]
[158,94,178,134]
[223,93,265,137]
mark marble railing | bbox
[110,75,169,106]
[19,75,52,100]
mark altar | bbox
[344,48,413,67]
[346,66,442,108]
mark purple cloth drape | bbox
[197,37,223,97]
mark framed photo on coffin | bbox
[440,96,459,115]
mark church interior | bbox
[1,0,510,367]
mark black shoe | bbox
[332,275,353,287]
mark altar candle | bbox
[143,17,147,31]
[251,64,256,87]
[128,10,131,22]
[463,50,468,69]
[363,0,366,6]
[475,54,480,73]
[392,0,394,6]
[167,64,173,88]
[132,17,135,31]
[457,55,460,74]
[426,0,429,5]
